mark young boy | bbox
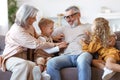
[33,18,67,80]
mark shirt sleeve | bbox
[12,30,54,49]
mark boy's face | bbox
[42,23,54,37]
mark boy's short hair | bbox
[38,18,54,29]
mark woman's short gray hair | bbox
[65,6,80,13]
[15,4,38,27]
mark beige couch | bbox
[0,31,120,80]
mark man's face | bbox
[64,9,80,26]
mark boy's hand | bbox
[56,41,68,49]
[52,34,64,42]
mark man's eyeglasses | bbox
[64,12,78,20]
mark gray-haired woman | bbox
[0,4,56,80]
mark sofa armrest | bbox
[115,41,120,50]
[115,31,120,41]
[0,69,12,80]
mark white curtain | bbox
[0,0,8,35]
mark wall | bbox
[0,0,8,35]
[17,0,120,33]
[1,0,119,35]
[17,0,120,23]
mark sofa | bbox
[0,31,120,80]
[0,35,12,80]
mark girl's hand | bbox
[108,35,116,47]
[82,30,91,44]
[80,39,87,46]
[84,30,91,37]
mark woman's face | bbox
[27,16,36,25]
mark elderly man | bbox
[47,6,92,80]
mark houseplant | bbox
[8,0,18,26]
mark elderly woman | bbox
[0,4,57,80]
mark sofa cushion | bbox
[114,31,120,50]
[60,67,103,80]
[0,69,12,80]
[61,67,120,80]
[115,41,120,50]
[61,67,78,80]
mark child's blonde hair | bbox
[38,18,54,30]
[93,17,111,47]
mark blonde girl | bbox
[82,17,120,80]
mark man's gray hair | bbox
[15,4,38,27]
[65,6,80,13]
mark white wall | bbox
[17,0,120,23]
[1,0,119,35]
[0,0,8,35]
[16,0,120,33]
